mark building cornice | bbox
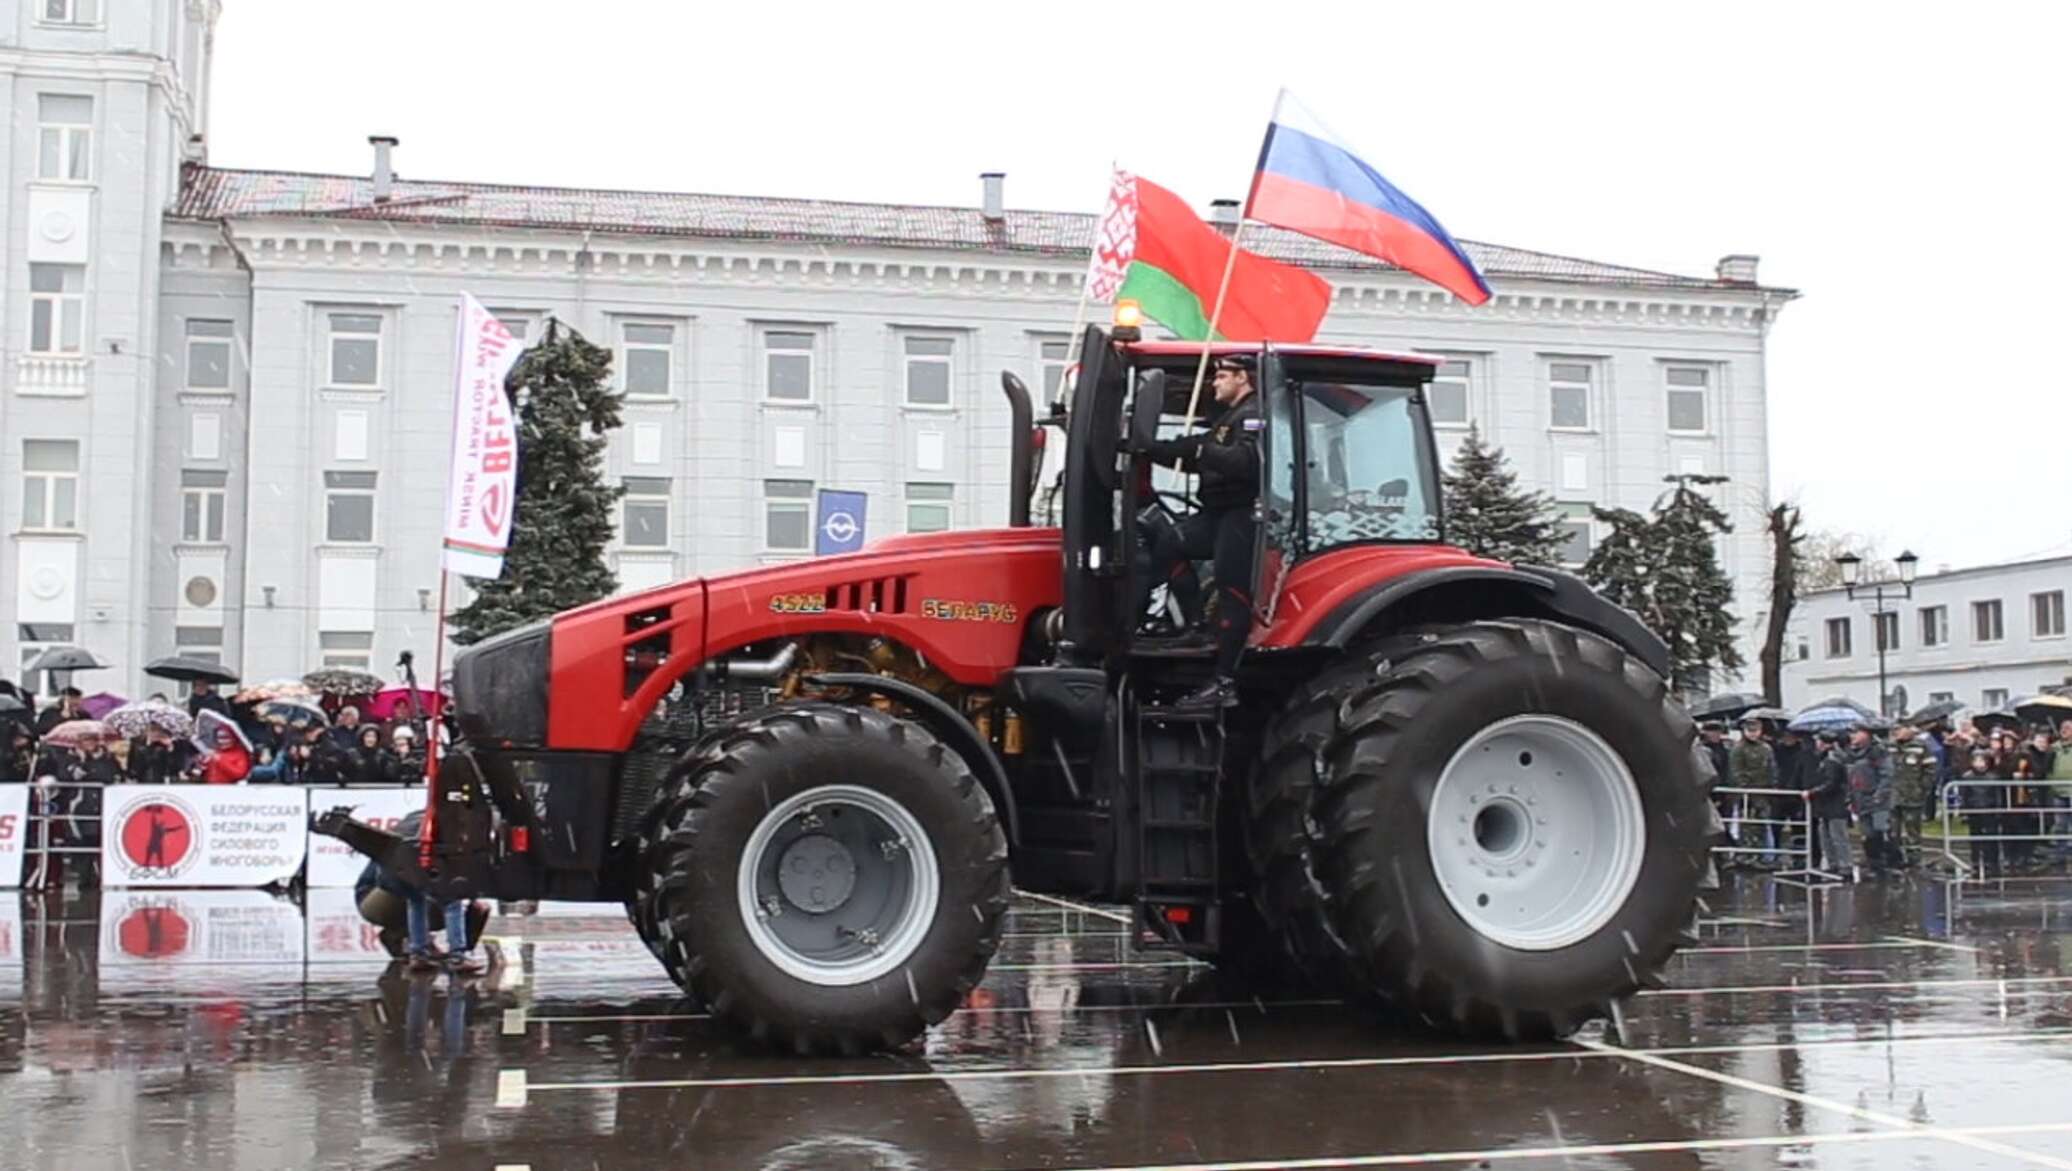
[175,216,1785,334]
[0,48,197,140]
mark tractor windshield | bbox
[1294,380,1442,548]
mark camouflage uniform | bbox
[1892,736,1937,860]
[1728,735,1778,863]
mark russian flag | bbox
[1246,91,1492,306]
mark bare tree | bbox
[1797,529,1893,594]
[1760,503,1805,705]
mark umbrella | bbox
[144,655,240,685]
[1743,706,1792,724]
[234,678,316,705]
[23,646,109,673]
[41,718,108,749]
[191,709,252,756]
[1973,709,2022,735]
[0,693,26,715]
[2014,693,2072,728]
[260,698,329,728]
[1789,704,1872,734]
[104,701,195,740]
[1906,699,1965,725]
[79,692,127,720]
[1807,696,1877,720]
[365,686,446,722]
[303,667,384,698]
[1689,692,1764,721]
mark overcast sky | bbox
[210,1,2071,573]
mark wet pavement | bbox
[1,874,2069,1170]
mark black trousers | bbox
[1143,505,1256,675]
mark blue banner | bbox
[815,489,868,555]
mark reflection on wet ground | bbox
[0,875,2069,1170]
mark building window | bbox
[1428,359,1472,427]
[1982,688,2009,712]
[323,470,377,543]
[319,631,374,670]
[181,468,227,543]
[621,477,671,548]
[621,322,674,397]
[21,439,80,531]
[1548,361,1592,430]
[29,264,86,355]
[1920,605,1947,647]
[764,479,813,551]
[39,0,100,25]
[1972,599,2004,643]
[904,336,955,408]
[761,330,815,402]
[1928,691,1955,705]
[906,483,954,533]
[1037,337,1072,401]
[491,311,534,341]
[2034,591,2066,638]
[37,94,92,181]
[1824,616,1852,659]
[1665,365,1709,434]
[186,319,234,390]
[1555,502,1592,567]
[19,623,77,697]
[1874,611,1899,652]
[327,313,382,387]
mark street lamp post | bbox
[1837,549,1920,719]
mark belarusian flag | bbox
[1084,169,1330,343]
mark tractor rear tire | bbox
[647,702,1010,1054]
[1312,620,1720,1039]
[1243,634,1428,991]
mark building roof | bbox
[1796,552,2072,602]
[172,165,1779,294]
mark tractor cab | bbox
[1049,324,1446,669]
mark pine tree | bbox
[1582,475,1744,690]
[1441,424,1570,566]
[450,320,625,646]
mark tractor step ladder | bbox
[1131,701,1226,953]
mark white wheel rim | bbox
[736,783,941,987]
[1425,715,1647,951]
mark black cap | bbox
[1214,353,1256,373]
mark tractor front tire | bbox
[647,702,1010,1054]
[1313,620,1720,1039]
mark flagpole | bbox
[421,300,472,874]
[1180,215,1248,438]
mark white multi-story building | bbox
[1,1,1796,698]
[1782,556,2072,718]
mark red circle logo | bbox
[119,800,196,876]
[117,905,193,958]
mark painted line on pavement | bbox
[977,1123,2072,1171]
[522,1027,2072,1095]
[495,1069,528,1109]
[1680,940,1973,955]
[1013,890,1134,925]
[1579,1037,2072,1170]
[500,1006,527,1036]
[1643,974,2072,998]
[1881,934,1984,954]
[519,997,1344,1030]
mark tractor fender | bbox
[1310,565,1671,679]
[803,672,1022,849]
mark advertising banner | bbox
[303,787,423,888]
[442,292,525,578]
[305,886,398,964]
[0,785,28,889]
[99,785,307,888]
[98,888,306,968]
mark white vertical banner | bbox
[302,787,424,887]
[442,293,526,578]
[0,786,28,888]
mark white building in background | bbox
[1782,556,2072,719]
[0,0,1797,699]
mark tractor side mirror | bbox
[1129,369,1168,453]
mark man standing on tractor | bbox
[1143,354,1261,710]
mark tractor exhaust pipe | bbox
[716,643,798,681]
[1001,371,1035,527]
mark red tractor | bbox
[317,324,1720,1053]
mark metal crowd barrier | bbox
[1937,779,2072,880]
[1711,785,1844,887]
[21,780,104,890]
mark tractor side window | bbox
[1297,381,1441,547]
